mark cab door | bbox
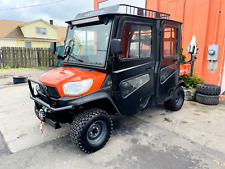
[112,17,157,115]
[157,21,181,103]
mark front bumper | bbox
[28,79,121,117]
[28,79,74,112]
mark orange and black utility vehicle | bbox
[28,4,190,153]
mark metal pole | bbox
[190,54,196,76]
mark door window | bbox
[164,27,178,57]
[120,74,150,98]
[120,23,152,59]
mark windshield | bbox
[64,21,112,67]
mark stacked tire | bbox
[196,83,221,105]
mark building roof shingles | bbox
[0,19,67,41]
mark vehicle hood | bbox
[39,67,106,97]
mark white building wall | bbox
[0,39,16,47]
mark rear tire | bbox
[70,108,113,153]
[164,86,184,111]
[196,93,219,105]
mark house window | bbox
[164,27,178,57]
[25,41,32,48]
[36,27,47,35]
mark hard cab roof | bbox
[66,4,182,24]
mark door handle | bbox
[146,67,154,71]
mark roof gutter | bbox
[0,38,61,42]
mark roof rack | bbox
[119,4,170,19]
[74,4,170,21]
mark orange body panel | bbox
[180,64,191,76]
[39,67,106,97]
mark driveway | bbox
[0,68,225,169]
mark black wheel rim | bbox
[175,92,183,105]
[87,120,107,145]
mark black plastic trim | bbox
[30,94,74,112]
[45,118,61,129]
[28,79,52,106]
[28,79,121,115]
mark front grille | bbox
[39,84,60,98]
[46,85,60,98]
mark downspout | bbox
[214,0,221,43]
[183,0,186,23]
[181,0,186,39]
[157,0,160,11]
[215,0,222,86]
[218,38,225,86]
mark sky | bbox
[0,0,94,26]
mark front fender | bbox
[179,79,187,88]
[62,89,121,115]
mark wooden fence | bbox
[0,47,56,68]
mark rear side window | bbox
[120,23,152,60]
[164,27,178,57]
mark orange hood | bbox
[39,67,106,97]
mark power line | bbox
[0,0,66,11]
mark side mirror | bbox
[57,55,64,60]
[50,42,57,53]
[65,46,71,55]
[111,39,122,54]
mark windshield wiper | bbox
[67,54,83,62]
[64,38,83,62]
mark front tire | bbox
[70,108,113,153]
[164,86,184,111]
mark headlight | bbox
[63,79,93,95]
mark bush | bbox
[181,74,204,89]
[181,48,186,62]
